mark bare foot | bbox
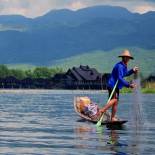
[111,117,119,122]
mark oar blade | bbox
[96,120,102,127]
[96,115,103,127]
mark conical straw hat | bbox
[118,49,134,59]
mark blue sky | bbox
[0,0,155,18]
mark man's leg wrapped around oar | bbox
[96,80,118,127]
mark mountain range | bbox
[0,5,155,66]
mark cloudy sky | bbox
[0,0,155,18]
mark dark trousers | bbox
[108,87,119,100]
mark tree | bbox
[25,69,33,78]
[0,65,9,78]
[50,67,64,77]
[33,67,52,79]
[9,69,26,79]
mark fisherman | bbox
[99,49,139,121]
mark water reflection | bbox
[74,125,96,151]
[74,124,128,155]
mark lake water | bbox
[0,90,154,155]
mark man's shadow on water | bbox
[106,124,125,130]
[96,124,128,155]
[75,120,128,154]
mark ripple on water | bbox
[0,90,154,154]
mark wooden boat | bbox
[74,96,127,126]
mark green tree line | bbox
[0,65,64,79]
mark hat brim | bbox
[118,55,134,60]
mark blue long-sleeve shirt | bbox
[108,61,134,89]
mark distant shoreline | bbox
[0,88,154,94]
[0,89,107,94]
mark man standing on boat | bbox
[100,49,139,121]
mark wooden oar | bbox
[96,80,118,127]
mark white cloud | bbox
[134,4,155,13]
[68,1,86,10]
[0,0,58,17]
[0,0,155,18]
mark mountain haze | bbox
[0,5,155,65]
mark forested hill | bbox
[52,47,155,77]
[0,5,155,64]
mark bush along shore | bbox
[120,82,155,94]
[141,82,155,93]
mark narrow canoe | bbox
[74,96,127,126]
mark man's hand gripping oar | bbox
[96,80,118,127]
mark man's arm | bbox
[126,66,139,76]
[126,69,134,76]
[118,66,130,87]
